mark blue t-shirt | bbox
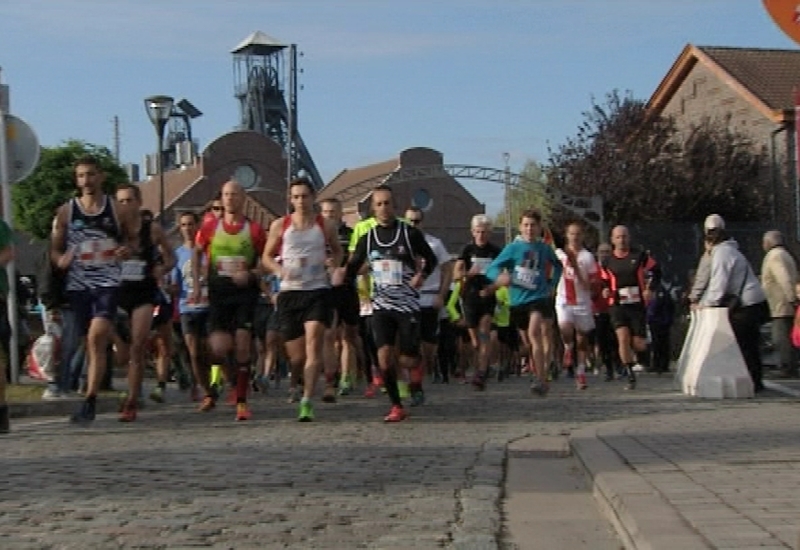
[485,240,562,307]
[171,245,209,314]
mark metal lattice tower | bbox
[232,31,323,189]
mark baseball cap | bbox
[704,214,725,232]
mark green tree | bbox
[494,160,553,238]
[546,90,768,226]
[11,140,128,239]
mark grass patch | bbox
[5,384,122,403]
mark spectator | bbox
[760,230,798,378]
[699,214,769,392]
[647,279,675,374]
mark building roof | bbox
[231,31,287,55]
[647,44,800,123]
[317,158,399,203]
[137,163,204,219]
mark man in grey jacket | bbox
[700,214,768,391]
[761,230,798,378]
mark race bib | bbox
[216,256,246,278]
[360,300,373,316]
[513,266,539,290]
[471,257,492,275]
[618,286,641,305]
[282,256,324,282]
[77,238,116,266]
[120,259,146,282]
[372,259,403,286]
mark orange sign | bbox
[764,0,800,45]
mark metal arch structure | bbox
[334,163,605,235]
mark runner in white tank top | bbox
[554,222,599,390]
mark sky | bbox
[0,0,797,216]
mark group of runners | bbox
[48,155,661,426]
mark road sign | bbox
[4,114,40,183]
[763,0,800,45]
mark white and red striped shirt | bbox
[555,248,598,306]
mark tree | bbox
[546,90,768,226]
[11,140,128,239]
[494,160,554,239]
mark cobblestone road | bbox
[0,372,787,549]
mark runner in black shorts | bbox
[114,186,175,421]
[603,225,659,390]
[193,180,266,421]
[320,198,360,397]
[454,214,501,390]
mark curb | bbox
[570,425,712,550]
[8,396,124,420]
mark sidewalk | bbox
[571,379,800,550]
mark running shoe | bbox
[471,373,486,391]
[235,403,252,421]
[384,405,408,423]
[338,381,352,396]
[322,385,337,403]
[410,389,425,407]
[563,347,573,368]
[363,384,378,399]
[287,387,300,404]
[530,380,546,397]
[625,377,637,390]
[119,401,137,423]
[576,373,588,390]
[70,400,96,425]
[298,400,315,422]
[198,395,216,412]
[149,386,165,404]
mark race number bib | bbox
[120,260,146,282]
[216,256,246,278]
[372,259,403,286]
[618,286,641,305]
[471,257,492,275]
[512,266,539,290]
[77,238,116,267]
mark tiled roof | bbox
[698,45,800,112]
[317,158,399,204]
[136,163,204,219]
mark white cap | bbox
[704,214,725,232]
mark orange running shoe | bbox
[236,402,252,421]
[383,405,408,423]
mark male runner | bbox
[603,225,659,390]
[337,185,437,422]
[193,180,265,420]
[554,221,598,391]
[484,209,562,396]
[404,206,452,405]
[262,177,343,421]
[52,155,133,424]
[454,215,501,390]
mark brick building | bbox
[317,146,487,253]
[646,44,800,253]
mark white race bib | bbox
[77,238,116,267]
[216,256,246,278]
[618,286,641,305]
[513,266,539,290]
[471,257,492,275]
[372,259,403,286]
[360,301,373,316]
[120,259,146,282]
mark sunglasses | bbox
[407,218,422,224]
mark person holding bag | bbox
[699,214,769,392]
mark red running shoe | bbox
[384,405,408,423]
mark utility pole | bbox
[503,152,512,243]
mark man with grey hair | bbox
[761,230,798,378]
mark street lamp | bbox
[144,95,174,225]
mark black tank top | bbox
[119,217,158,293]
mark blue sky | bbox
[0,0,797,216]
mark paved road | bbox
[1,372,794,549]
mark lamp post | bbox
[503,152,511,243]
[144,95,174,225]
